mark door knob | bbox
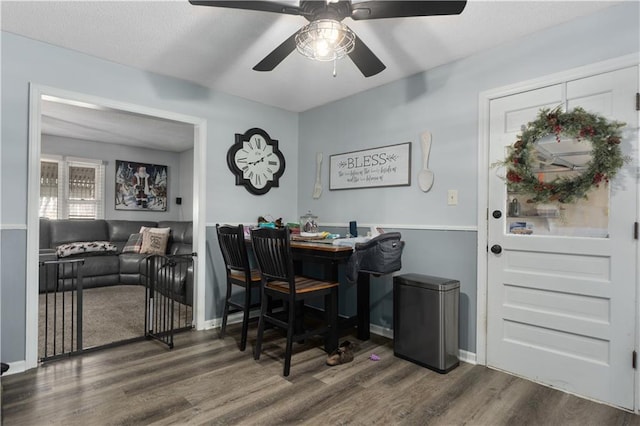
[492,210,502,219]
[490,244,502,254]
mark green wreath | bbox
[502,107,627,204]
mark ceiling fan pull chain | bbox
[333,58,337,78]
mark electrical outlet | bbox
[448,189,458,206]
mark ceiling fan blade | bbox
[348,34,386,77]
[350,1,467,20]
[253,32,298,72]
[189,1,303,16]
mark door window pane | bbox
[506,136,609,238]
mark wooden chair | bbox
[250,226,339,377]
[216,224,262,351]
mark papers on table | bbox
[332,237,371,247]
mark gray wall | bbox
[1,2,638,364]
[1,230,27,363]
[297,2,639,353]
[1,31,298,363]
[42,134,189,221]
[298,2,639,227]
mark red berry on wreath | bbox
[507,170,522,183]
[593,173,604,184]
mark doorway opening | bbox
[26,85,207,368]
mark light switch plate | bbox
[448,189,458,206]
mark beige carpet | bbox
[39,285,192,360]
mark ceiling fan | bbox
[189,1,467,77]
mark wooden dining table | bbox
[288,240,372,341]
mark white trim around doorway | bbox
[25,84,207,370]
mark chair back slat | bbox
[250,227,294,287]
[216,224,250,274]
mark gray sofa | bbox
[39,219,193,306]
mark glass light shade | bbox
[295,19,355,62]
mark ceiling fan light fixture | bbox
[295,19,355,62]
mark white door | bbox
[487,66,638,409]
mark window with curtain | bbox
[39,157,105,220]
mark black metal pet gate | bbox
[39,258,85,362]
[144,253,196,349]
[39,253,195,362]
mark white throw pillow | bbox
[140,227,170,255]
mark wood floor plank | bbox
[312,340,396,386]
[447,371,537,426]
[3,327,639,425]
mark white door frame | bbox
[476,53,639,407]
[25,84,208,370]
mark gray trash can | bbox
[393,273,459,373]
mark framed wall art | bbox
[115,160,168,211]
[329,142,411,190]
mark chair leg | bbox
[220,280,232,339]
[239,284,251,351]
[324,288,338,353]
[283,300,296,377]
[254,289,268,361]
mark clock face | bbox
[227,128,286,195]
[234,135,281,189]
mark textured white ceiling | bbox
[2,0,620,112]
[41,97,195,152]
[1,1,621,148]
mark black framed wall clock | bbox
[227,128,286,195]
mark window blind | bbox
[39,157,105,220]
[39,161,59,219]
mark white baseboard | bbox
[368,324,477,365]
[203,311,258,331]
[458,349,477,364]
[369,323,394,339]
[195,316,479,365]
[2,360,26,376]
[202,318,218,330]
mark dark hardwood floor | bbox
[2,325,639,425]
